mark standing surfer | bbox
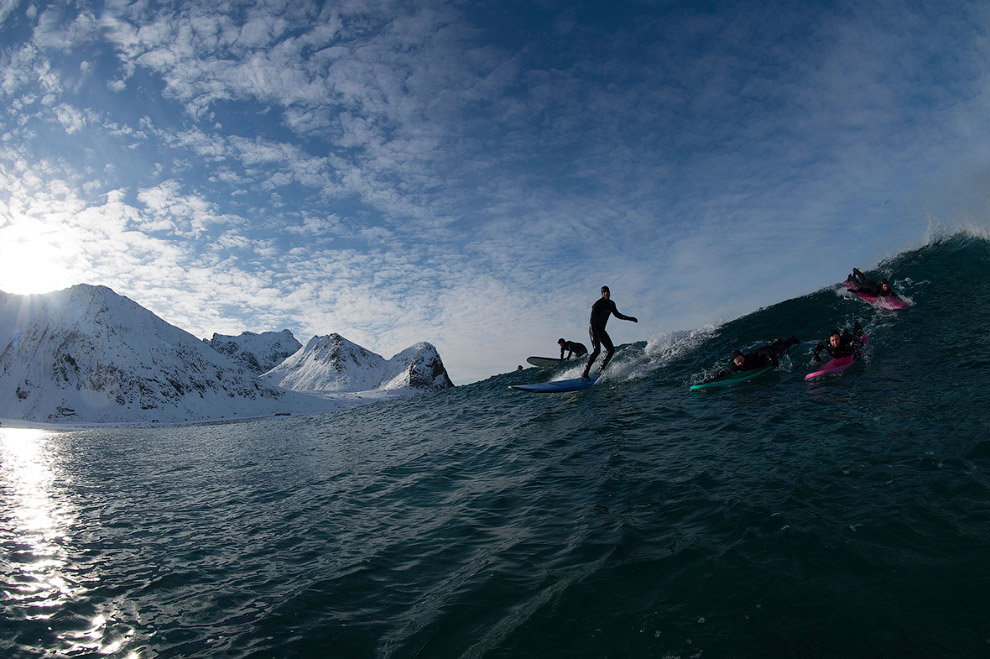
[581,286,638,379]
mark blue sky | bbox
[1,0,989,383]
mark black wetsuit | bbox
[813,331,860,361]
[849,268,882,296]
[559,341,588,359]
[584,297,636,376]
[711,337,797,381]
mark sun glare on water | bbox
[0,428,137,655]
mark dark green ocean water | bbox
[2,234,989,658]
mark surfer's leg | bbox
[583,327,601,378]
[598,331,615,372]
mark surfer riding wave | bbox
[582,286,638,380]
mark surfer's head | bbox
[601,286,610,297]
[558,338,566,345]
[731,349,744,367]
[829,329,842,347]
[881,279,890,291]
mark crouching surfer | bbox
[812,322,864,362]
[705,336,799,383]
[558,338,588,359]
[581,286,638,379]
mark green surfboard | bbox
[689,365,775,391]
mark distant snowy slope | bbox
[263,334,390,392]
[264,334,454,392]
[0,285,336,424]
[380,342,455,391]
[205,330,302,373]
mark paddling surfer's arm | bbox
[812,342,827,362]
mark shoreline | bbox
[0,387,423,432]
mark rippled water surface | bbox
[2,236,989,657]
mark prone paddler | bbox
[812,322,864,362]
[847,268,900,301]
[703,336,799,383]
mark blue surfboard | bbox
[509,374,599,393]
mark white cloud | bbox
[53,103,86,133]
[0,0,20,28]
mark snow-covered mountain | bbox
[0,285,452,426]
[0,285,335,424]
[263,334,454,392]
[379,342,455,391]
[204,330,302,374]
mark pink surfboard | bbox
[805,335,869,380]
[851,291,908,309]
[843,280,908,309]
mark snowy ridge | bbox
[0,285,453,426]
[380,342,455,391]
[264,335,454,393]
[264,334,389,392]
[205,330,302,374]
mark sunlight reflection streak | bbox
[0,428,138,656]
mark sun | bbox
[0,237,75,295]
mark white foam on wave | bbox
[644,324,722,366]
[922,217,990,246]
[582,323,724,385]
